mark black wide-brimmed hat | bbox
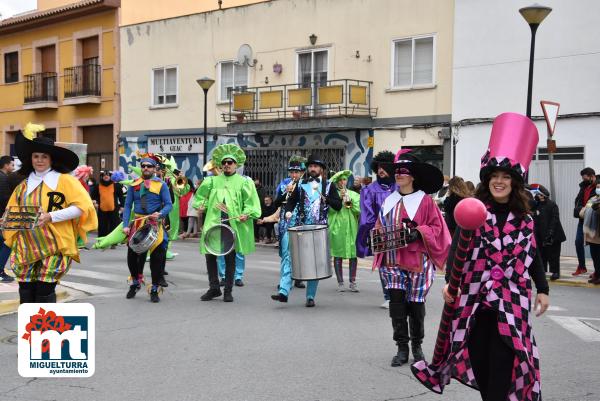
[307,154,326,169]
[15,132,79,172]
[393,149,444,194]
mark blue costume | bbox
[123,156,173,302]
[272,155,342,307]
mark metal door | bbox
[243,147,345,196]
[529,147,585,257]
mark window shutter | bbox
[220,62,233,101]
[165,67,177,104]
[414,37,434,85]
[153,69,164,105]
[394,40,412,87]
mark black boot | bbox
[126,284,140,299]
[409,302,426,362]
[389,301,409,366]
[223,290,233,302]
[18,285,35,304]
[200,288,222,301]
[391,344,409,367]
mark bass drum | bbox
[288,224,332,281]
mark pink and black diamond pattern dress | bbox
[412,206,543,401]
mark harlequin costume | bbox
[122,154,173,302]
[328,170,361,292]
[193,144,261,303]
[3,126,97,303]
[270,155,308,303]
[373,149,450,366]
[356,150,397,306]
[412,113,550,401]
[281,154,343,307]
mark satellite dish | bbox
[236,44,256,67]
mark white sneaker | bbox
[337,283,346,292]
[349,282,359,292]
[380,300,390,309]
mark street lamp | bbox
[519,3,552,118]
[196,77,215,175]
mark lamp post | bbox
[519,3,552,118]
[196,77,215,175]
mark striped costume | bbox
[373,191,450,302]
[5,174,97,283]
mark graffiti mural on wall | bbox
[119,130,373,184]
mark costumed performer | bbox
[195,144,261,303]
[280,154,342,307]
[328,169,361,292]
[356,150,397,308]
[269,155,308,303]
[91,170,124,244]
[412,112,550,401]
[3,124,97,303]
[373,149,450,367]
[122,154,172,303]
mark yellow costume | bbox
[4,173,97,282]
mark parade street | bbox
[0,240,598,401]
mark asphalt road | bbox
[0,241,599,401]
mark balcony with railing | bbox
[222,79,376,129]
[64,63,101,105]
[23,72,58,109]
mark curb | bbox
[0,290,70,317]
[549,279,599,289]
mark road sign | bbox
[540,100,560,136]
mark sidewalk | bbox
[0,281,73,316]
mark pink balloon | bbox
[454,198,487,230]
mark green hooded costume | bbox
[192,144,261,255]
[328,170,360,258]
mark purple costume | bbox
[356,178,396,258]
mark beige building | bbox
[118,0,453,189]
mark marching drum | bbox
[129,223,159,254]
[288,225,332,281]
[369,223,408,254]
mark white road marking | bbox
[68,269,125,282]
[59,281,120,295]
[548,315,600,342]
[547,305,566,312]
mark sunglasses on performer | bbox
[221,160,235,166]
[140,164,155,169]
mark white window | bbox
[219,61,248,102]
[152,66,178,106]
[297,49,328,87]
[391,35,435,88]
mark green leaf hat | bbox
[330,169,353,183]
[211,144,246,165]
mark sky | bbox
[0,0,37,19]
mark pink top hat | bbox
[480,112,539,181]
